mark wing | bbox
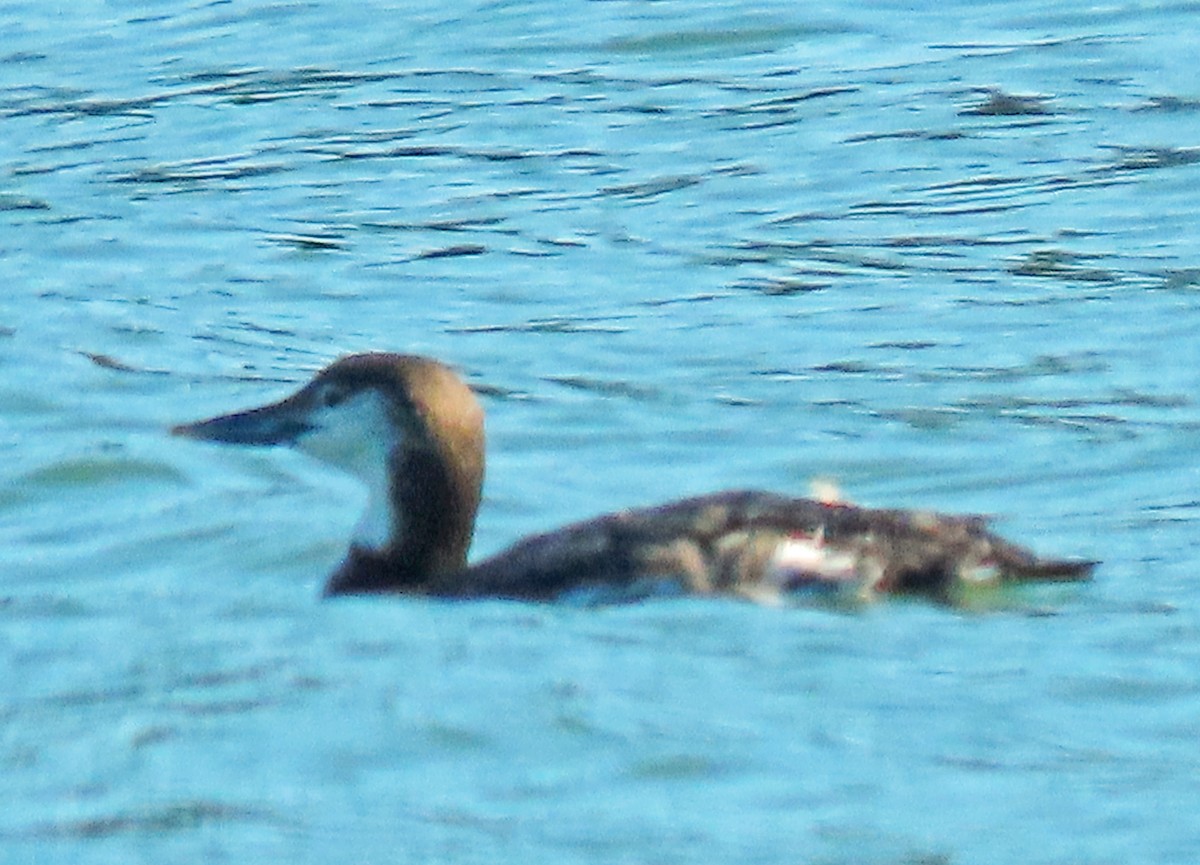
[427,490,1095,604]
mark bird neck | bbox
[323,442,480,596]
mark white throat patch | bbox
[294,389,400,552]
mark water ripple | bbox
[3,2,1200,863]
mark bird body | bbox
[174,353,1094,604]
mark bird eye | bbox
[320,384,348,408]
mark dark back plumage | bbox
[430,490,1093,603]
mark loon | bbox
[173,353,1095,604]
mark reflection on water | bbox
[3,0,1200,862]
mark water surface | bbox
[3,1,1200,862]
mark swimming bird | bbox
[173,353,1095,604]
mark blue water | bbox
[3,1,1200,861]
